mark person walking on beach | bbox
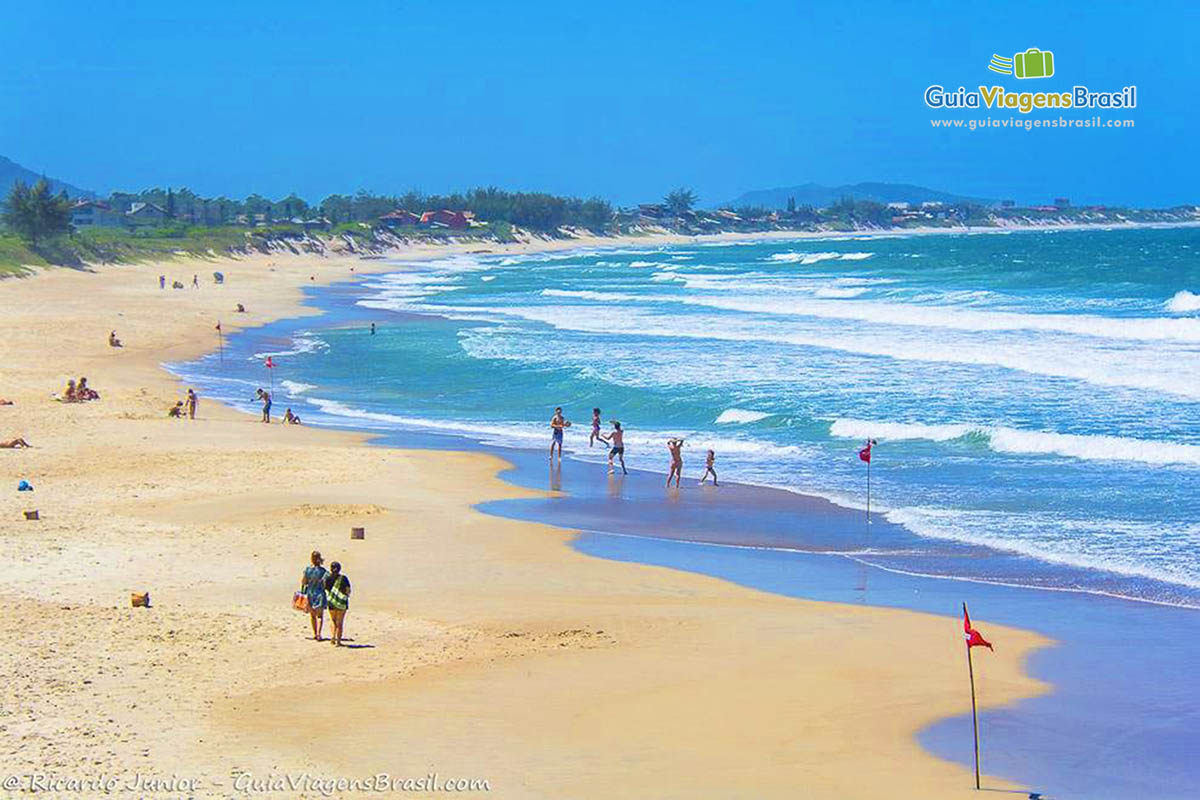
[192,274,199,289]
[602,420,627,475]
[185,389,198,420]
[255,388,272,423]
[300,550,328,641]
[549,407,571,461]
[589,408,602,447]
[325,561,352,646]
[159,275,165,290]
[666,438,684,488]
[699,449,718,486]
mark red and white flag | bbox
[264,356,275,369]
[963,604,993,650]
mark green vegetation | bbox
[664,187,698,216]
[2,179,71,246]
[1,176,1195,276]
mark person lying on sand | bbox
[283,408,302,425]
[0,438,31,448]
[0,399,13,406]
[168,401,184,418]
[108,330,123,348]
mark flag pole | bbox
[965,602,981,790]
[216,322,224,365]
[866,454,872,524]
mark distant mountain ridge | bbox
[720,182,995,210]
[0,155,93,199]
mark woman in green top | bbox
[324,561,352,647]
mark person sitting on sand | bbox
[601,420,627,475]
[549,406,571,461]
[62,378,78,403]
[300,550,328,641]
[283,408,302,425]
[76,377,99,401]
[235,303,245,313]
[185,389,197,420]
[0,438,31,448]
[168,401,184,418]
[108,330,123,348]
[666,438,684,488]
[324,561,352,647]
[699,449,718,486]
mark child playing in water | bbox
[589,408,602,447]
[666,438,684,488]
[699,449,718,486]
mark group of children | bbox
[59,377,99,403]
[550,407,718,487]
[167,389,199,419]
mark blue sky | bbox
[2,0,1196,206]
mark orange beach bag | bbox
[292,592,311,613]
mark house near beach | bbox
[379,210,422,228]
[126,202,170,225]
[70,200,125,228]
[419,209,474,229]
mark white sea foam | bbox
[769,251,873,264]
[886,506,1200,590]
[279,380,316,396]
[628,260,658,268]
[830,418,1200,466]
[814,287,869,298]
[541,289,637,302]
[1165,290,1200,313]
[252,334,329,359]
[481,275,496,282]
[715,408,771,424]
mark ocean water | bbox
[177,227,1200,608]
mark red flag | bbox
[265,356,275,369]
[858,439,874,463]
[963,604,993,650]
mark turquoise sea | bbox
[182,226,1200,608]
[173,225,1200,797]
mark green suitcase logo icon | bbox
[1013,48,1054,79]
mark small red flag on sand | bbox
[858,440,873,463]
[265,356,275,369]
[963,605,994,650]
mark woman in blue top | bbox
[299,550,328,641]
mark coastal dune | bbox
[0,244,1049,798]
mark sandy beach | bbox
[0,237,1051,798]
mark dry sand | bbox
[0,237,1050,798]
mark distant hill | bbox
[720,182,995,210]
[0,155,93,199]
